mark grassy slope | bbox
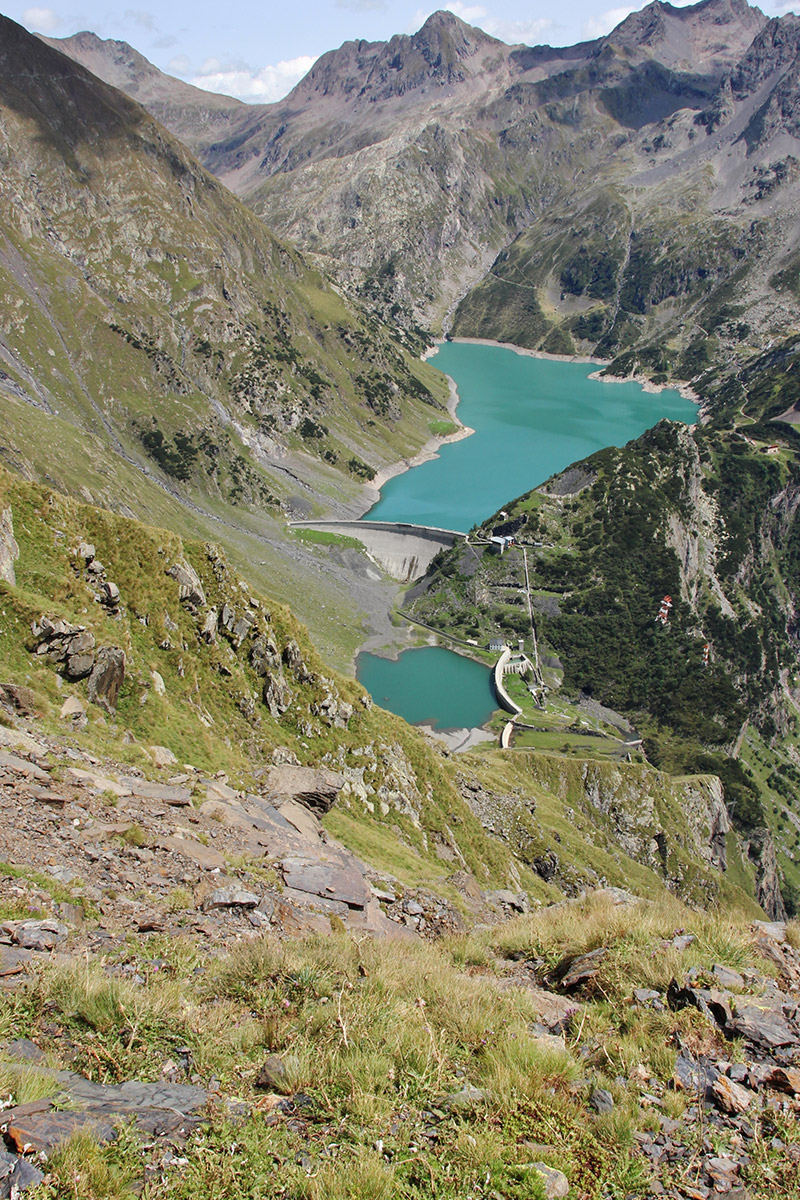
[4,894,797,1200]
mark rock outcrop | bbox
[86,646,126,714]
[0,508,18,586]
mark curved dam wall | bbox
[493,647,523,716]
[291,520,465,582]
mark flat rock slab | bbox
[0,752,50,781]
[119,777,193,806]
[65,768,131,796]
[2,1074,209,1158]
[276,800,322,841]
[5,1109,117,1155]
[22,785,72,806]
[727,1004,798,1049]
[281,853,371,909]
[55,1074,207,1114]
[158,835,226,871]
[0,946,32,977]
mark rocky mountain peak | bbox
[608,0,766,72]
[40,24,246,153]
[413,8,501,56]
[289,8,505,106]
[41,30,159,90]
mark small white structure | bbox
[490,535,515,554]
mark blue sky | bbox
[6,0,798,101]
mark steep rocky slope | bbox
[0,14,456,663]
[0,15,446,501]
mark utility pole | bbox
[522,547,544,689]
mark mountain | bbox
[50,1,800,376]
[2,12,800,1194]
[38,30,252,156]
[0,14,451,661]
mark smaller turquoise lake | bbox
[368,342,697,532]
[357,646,495,730]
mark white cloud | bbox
[482,16,555,45]
[583,0,699,39]
[190,54,318,102]
[167,53,192,74]
[583,6,636,39]
[23,6,61,31]
[124,8,156,31]
[445,1,488,22]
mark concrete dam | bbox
[290,520,466,582]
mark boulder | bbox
[705,1156,740,1193]
[65,653,94,680]
[590,1087,614,1114]
[11,919,68,951]
[437,1085,489,1111]
[166,560,206,607]
[711,1075,753,1114]
[727,1003,798,1050]
[0,1146,45,1194]
[527,1164,570,1199]
[87,647,125,714]
[0,684,37,716]
[101,581,120,608]
[264,764,345,815]
[232,613,254,647]
[59,696,86,720]
[149,745,177,769]
[250,635,279,676]
[262,670,292,717]
[32,617,94,664]
[0,946,32,977]
[0,508,19,586]
[201,609,218,643]
[254,1054,297,1095]
[763,1065,800,1096]
[283,638,310,680]
[548,947,606,991]
[712,964,745,990]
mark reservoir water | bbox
[357,343,697,730]
[368,342,697,532]
[357,646,495,730]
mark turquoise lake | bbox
[357,646,495,730]
[357,343,697,729]
[367,341,697,532]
